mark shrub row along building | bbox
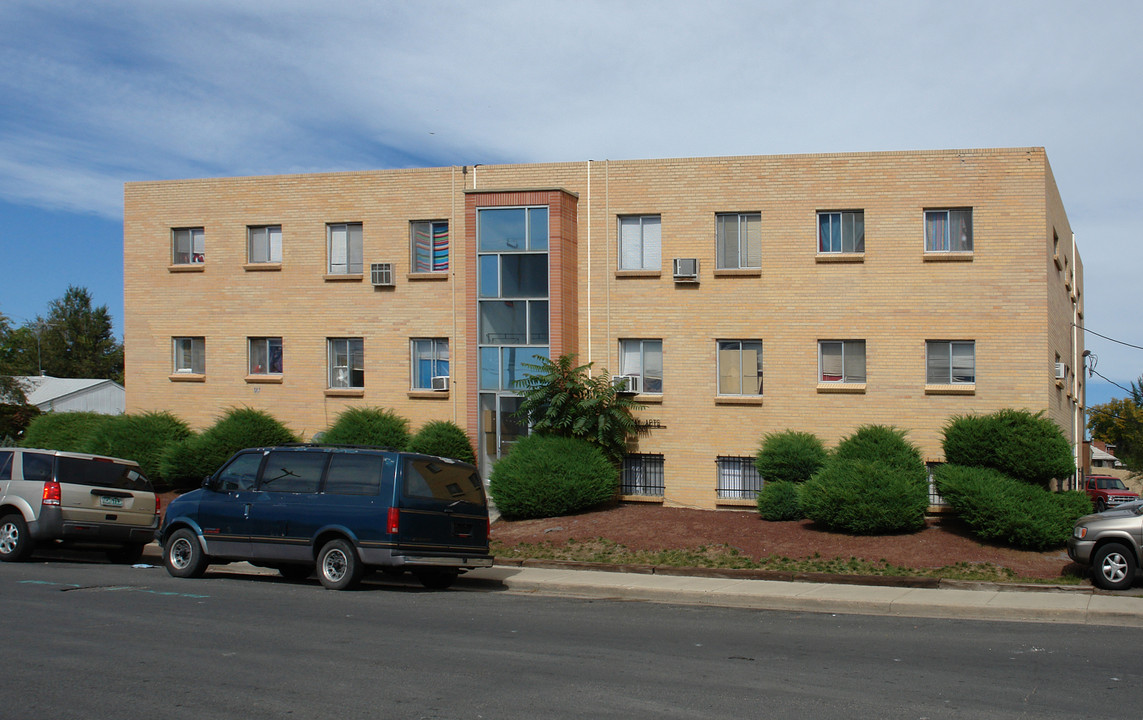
[124,147,1085,509]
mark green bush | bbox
[942,409,1075,488]
[934,464,1091,550]
[754,430,827,483]
[321,407,410,449]
[20,411,116,452]
[489,434,618,519]
[756,481,803,521]
[160,407,297,490]
[801,458,929,534]
[84,411,192,489]
[407,420,476,464]
[832,425,926,476]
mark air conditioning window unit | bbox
[1054,362,1067,380]
[611,374,642,394]
[673,258,699,282]
[370,262,394,287]
[430,375,450,391]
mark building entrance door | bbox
[479,393,529,475]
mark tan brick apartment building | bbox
[123,147,1085,509]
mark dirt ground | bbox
[491,503,1079,581]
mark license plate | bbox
[99,496,124,508]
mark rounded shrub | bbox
[84,411,192,489]
[407,420,476,464]
[321,407,410,449]
[942,409,1075,488]
[20,411,116,452]
[934,464,1091,550]
[756,481,803,521]
[159,407,296,490]
[801,458,929,534]
[832,425,926,477]
[754,430,827,484]
[489,434,619,520]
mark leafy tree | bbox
[0,311,27,403]
[489,434,618,519]
[36,286,124,383]
[1088,376,1143,471]
[513,354,643,463]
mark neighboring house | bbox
[18,376,125,415]
[123,147,1085,509]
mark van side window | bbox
[217,452,263,491]
[259,451,326,494]
[403,459,484,505]
[323,453,384,496]
[0,451,12,480]
[22,452,54,482]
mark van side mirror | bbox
[202,475,218,491]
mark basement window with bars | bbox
[716,456,763,500]
[621,454,665,497]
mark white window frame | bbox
[818,340,866,383]
[926,340,975,384]
[619,339,663,394]
[618,215,662,270]
[817,211,865,253]
[171,227,204,265]
[715,212,761,269]
[248,337,283,375]
[248,225,283,264]
[172,337,205,374]
[717,340,763,395]
[924,209,973,252]
[410,220,449,273]
[411,338,450,389]
[327,223,363,274]
[328,338,364,389]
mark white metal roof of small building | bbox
[16,376,125,414]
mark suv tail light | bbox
[387,507,400,535]
[155,494,162,516]
[42,480,61,507]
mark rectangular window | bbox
[818,211,865,253]
[620,339,663,394]
[248,337,283,375]
[248,225,283,263]
[411,338,450,389]
[925,209,973,252]
[323,453,387,496]
[819,340,866,383]
[717,340,763,395]
[172,337,205,374]
[926,341,975,384]
[171,228,204,264]
[621,454,665,497]
[716,213,761,269]
[259,450,325,494]
[411,220,449,272]
[618,215,662,270]
[328,223,363,274]
[328,338,364,388]
[716,456,764,500]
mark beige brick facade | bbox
[124,147,1085,509]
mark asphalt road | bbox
[2,555,1141,720]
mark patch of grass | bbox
[490,539,1070,584]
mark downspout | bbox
[1071,231,1081,490]
[586,160,592,364]
[451,166,457,423]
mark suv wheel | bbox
[0,513,34,562]
[164,528,208,578]
[1095,498,1108,513]
[1092,543,1137,591]
[317,539,362,590]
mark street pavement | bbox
[141,544,1143,627]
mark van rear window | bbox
[403,459,484,505]
[57,457,152,491]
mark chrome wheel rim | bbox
[170,537,193,570]
[1102,553,1129,583]
[323,548,348,582]
[0,522,17,554]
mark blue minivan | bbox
[158,445,492,590]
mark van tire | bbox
[164,528,208,578]
[107,543,146,565]
[0,513,34,562]
[317,539,362,590]
[416,569,458,590]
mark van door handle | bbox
[244,503,252,519]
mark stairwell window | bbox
[328,338,364,389]
[411,220,449,272]
[248,225,282,263]
[173,337,205,374]
[819,340,866,383]
[171,228,204,264]
[818,211,864,253]
[715,212,761,269]
[926,341,975,384]
[328,223,363,274]
[618,215,661,270]
[925,209,973,252]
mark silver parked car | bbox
[1068,504,1143,591]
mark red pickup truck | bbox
[1083,475,1140,512]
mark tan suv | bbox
[0,448,160,564]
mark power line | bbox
[1088,366,1138,397]
[1077,324,1143,351]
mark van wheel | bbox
[278,565,312,581]
[1093,543,1137,591]
[317,539,362,590]
[0,513,34,562]
[107,543,146,564]
[164,528,208,578]
[416,569,458,590]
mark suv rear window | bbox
[403,458,485,505]
[57,456,152,491]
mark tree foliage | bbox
[321,406,411,449]
[942,409,1075,488]
[407,420,476,464]
[513,354,643,463]
[0,311,27,404]
[1088,376,1143,471]
[37,286,124,383]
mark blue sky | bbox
[1,0,1140,407]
